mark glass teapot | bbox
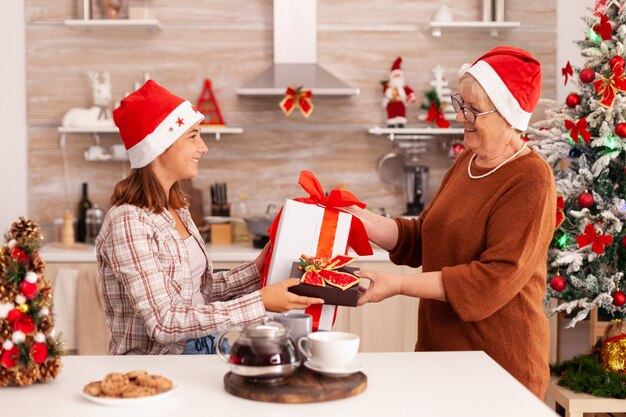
[217,320,300,381]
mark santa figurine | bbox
[383,57,416,128]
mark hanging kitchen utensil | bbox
[377,152,404,187]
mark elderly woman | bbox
[349,46,556,398]
[96,80,322,356]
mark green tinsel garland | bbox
[550,342,626,398]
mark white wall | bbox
[0,0,27,232]
[556,0,591,101]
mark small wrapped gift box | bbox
[262,171,373,331]
[288,262,360,307]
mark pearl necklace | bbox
[467,143,527,179]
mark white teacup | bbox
[297,331,359,370]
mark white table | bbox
[0,352,556,417]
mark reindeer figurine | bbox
[62,71,114,127]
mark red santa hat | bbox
[458,46,541,131]
[390,57,403,74]
[113,80,204,168]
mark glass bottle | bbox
[76,182,93,243]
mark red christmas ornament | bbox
[7,309,23,323]
[10,247,29,264]
[30,342,48,364]
[577,191,594,208]
[610,56,625,69]
[566,93,581,108]
[612,291,626,307]
[19,281,37,299]
[616,123,626,138]
[580,68,596,84]
[622,235,626,248]
[550,275,567,292]
[1,346,20,368]
[13,315,35,334]
[449,141,465,159]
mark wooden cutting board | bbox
[223,365,367,403]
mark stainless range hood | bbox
[236,0,360,96]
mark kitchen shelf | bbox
[64,19,162,32]
[57,125,243,141]
[368,126,464,141]
[429,21,520,37]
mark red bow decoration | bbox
[279,86,314,118]
[298,254,360,290]
[593,14,613,41]
[426,102,450,128]
[562,61,573,86]
[594,63,626,108]
[555,194,565,229]
[565,118,591,144]
[266,171,373,257]
[577,224,613,255]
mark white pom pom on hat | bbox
[457,45,542,131]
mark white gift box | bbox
[265,199,353,331]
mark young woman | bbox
[96,80,323,355]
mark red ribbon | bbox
[565,118,591,144]
[555,194,565,230]
[426,102,450,128]
[562,61,573,86]
[594,63,626,108]
[279,86,314,118]
[577,224,613,255]
[593,14,613,41]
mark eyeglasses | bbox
[451,93,498,124]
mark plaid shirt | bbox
[96,204,266,355]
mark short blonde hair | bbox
[458,73,523,134]
[458,73,492,108]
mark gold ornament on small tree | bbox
[0,217,63,387]
[600,319,626,373]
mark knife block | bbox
[210,223,233,244]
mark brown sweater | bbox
[390,147,556,398]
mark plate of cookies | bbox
[81,370,179,406]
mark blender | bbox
[403,165,429,216]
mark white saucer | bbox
[304,360,364,377]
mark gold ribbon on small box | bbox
[279,85,314,118]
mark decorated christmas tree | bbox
[528,0,626,328]
[0,218,62,386]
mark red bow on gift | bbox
[577,224,613,255]
[266,171,373,257]
[562,61,573,86]
[556,194,565,230]
[593,14,613,41]
[279,86,314,118]
[565,118,591,144]
[426,102,450,128]
[594,63,626,108]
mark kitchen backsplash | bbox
[25,0,556,234]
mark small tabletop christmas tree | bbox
[0,218,62,386]
[528,0,626,327]
[420,65,453,128]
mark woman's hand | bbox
[260,278,324,312]
[356,269,403,306]
[254,242,272,276]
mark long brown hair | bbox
[110,167,188,213]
